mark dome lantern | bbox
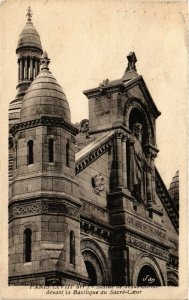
[15,7,43,99]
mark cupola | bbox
[20,51,71,123]
[168,170,179,211]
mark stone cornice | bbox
[83,76,140,99]
[89,123,131,136]
[83,76,160,118]
[9,270,89,285]
[155,167,179,233]
[10,116,79,136]
[9,192,82,208]
[80,218,113,243]
[125,232,170,261]
[9,198,81,222]
[83,82,124,98]
[137,77,161,119]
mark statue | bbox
[129,122,151,203]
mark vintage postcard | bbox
[0,0,188,299]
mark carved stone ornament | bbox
[80,119,89,133]
[9,200,80,221]
[91,173,105,194]
[45,276,62,286]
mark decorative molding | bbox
[167,255,179,270]
[132,254,165,286]
[45,276,62,286]
[155,168,179,233]
[81,238,111,284]
[10,116,79,136]
[76,129,130,175]
[83,82,124,98]
[75,139,112,174]
[9,200,80,221]
[80,219,112,242]
[82,251,104,285]
[125,214,166,241]
[125,233,169,260]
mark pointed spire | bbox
[26,6,33,23]
[41,51,50,70]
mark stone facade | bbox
[8,8,179,286]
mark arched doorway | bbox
[168,280,177,286]
[132,254,165,286]
[81,238,111,285]
[167,271,178,286]
[137,265,161,286]
[84,261,97,286]
[82,250,104,285]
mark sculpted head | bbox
[132,122,142,139]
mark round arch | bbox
[167,271,178,286]
[132,254,165,286]
[81,238,111,285]
[124,98,155,146]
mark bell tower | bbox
[9,7,43,182]
[9,52,88,286]
[9,6,43,127]
[16,7,42,99]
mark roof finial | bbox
[122,52,138,81]
[41,51,50,71]
[126,52,137,72]
[26,6,33,23]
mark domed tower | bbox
[168,170,179,211]
[9,6,43,127]
[9,52,88,285]
[9,7,43,183]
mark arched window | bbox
[27,140,33,165]
[66,141,70,167]
[23,228,32,262]
[48,138,54,162]
[70,231,75,265]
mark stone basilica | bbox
[8,8,179,286]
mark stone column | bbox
[30,57,33,79]
[122,248,129,285]
[149,151,157,204]
[18,59,20,81]
[20,59,23,81]
[127,137,134,192]
[35,59,38,78]
[146,153,152,207]
[122,135,127,189]
[24,57,28,79]
[37,59,40,74]
[115,130,123,188]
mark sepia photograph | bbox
[0,0,188,299]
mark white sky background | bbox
[0,0,187,187]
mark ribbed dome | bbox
[16,7,42,53]
[168,170,179,209]
[16,22,42,53]
[20,52,71,122]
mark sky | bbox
[0,0,187,187]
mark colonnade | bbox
[114,129,156,207]
[18,57,40,81]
